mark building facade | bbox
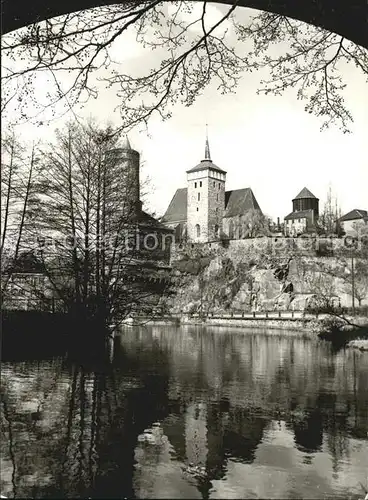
[162,136,262,243]
[284,188,319,236]
[2,253,57,311]
[339,209,368,235]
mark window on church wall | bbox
[200,181,202,187]
[196,224,201,238]
[194,182,197,188]
[196,207,199,211]
[218,183,220,190]
[216,194,218,202]
[198,193,200,201]
[213,181,215,187]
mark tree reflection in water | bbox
[1,337,171,499]
[1,327,368,499]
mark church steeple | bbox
[204,124,211,161]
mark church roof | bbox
[224,188,261,217]
[293,187,318,200]
[339,209,368,222]
[161,188,188,223]
[161,187,261,222]
[284,209,315,220]
[186,159,226,174]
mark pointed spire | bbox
[121,134,132,150]
[204,124,211,161]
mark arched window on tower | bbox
[195,224,201,238]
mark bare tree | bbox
[302,254,367,329]
[28,120,171,328]
[302,261,340,311]
[336,240,368,308]
[1,1,367,133]
[350,259,368,307]
[317,185,344,236]
[1,133,43,303]
[239,209,270,238]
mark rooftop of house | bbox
[161,187,261,223]
[284,209,315,220]
[293,187,318,200]
[339,209,368,222]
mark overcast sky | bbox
[3,3,368,220]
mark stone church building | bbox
[161,137,262,242]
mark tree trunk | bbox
[1,136,15,254]
[66,129,82,313]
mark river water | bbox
[1,325,367,499]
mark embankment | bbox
[163,240,368,320]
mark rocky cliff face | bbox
[166,242,367,314]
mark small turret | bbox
[121,135,132,150]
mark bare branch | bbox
[1,1,367,133]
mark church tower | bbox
[186,130,226,242]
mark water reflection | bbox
[1,326,367,499]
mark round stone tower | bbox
[105,136,142,219]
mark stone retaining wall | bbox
[180,316,313,332]
[135,315,315,334]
